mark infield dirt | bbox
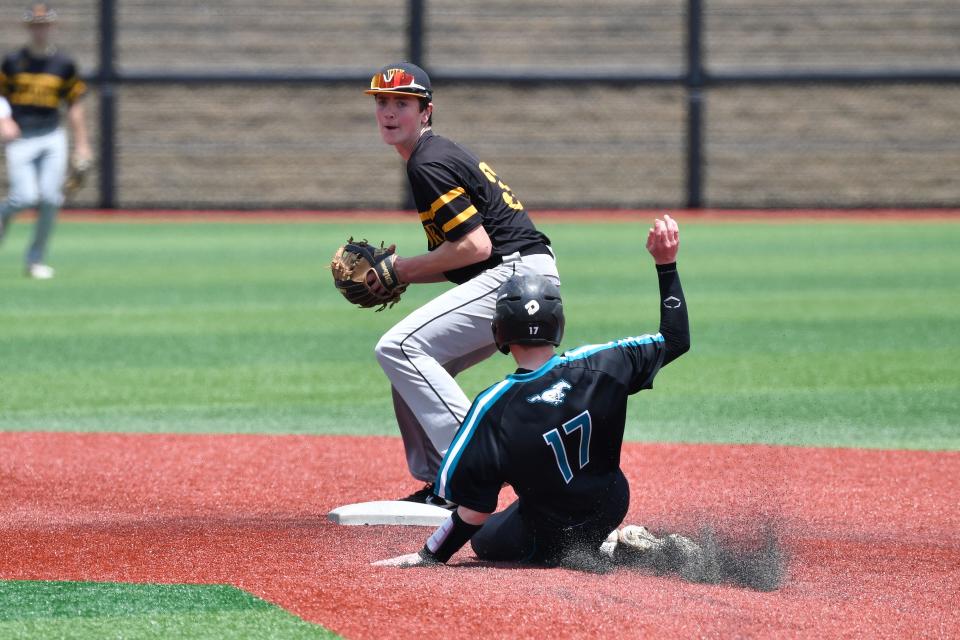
[1,432,957,638]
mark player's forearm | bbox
[394,256,448,283]
[656,262,690,366]
[67,102,90,151]
[418,507,490,564]
[395,227,492,283]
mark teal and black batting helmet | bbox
[492,274,565,355]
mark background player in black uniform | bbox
[365,62,562,503]
[0,3,91,279]
[374,215,690,567]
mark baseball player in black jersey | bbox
[374,215,691,568]
[365,62,561,504]
[0,3,91,279]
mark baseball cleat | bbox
[599,529,618,559]
[399,483,457,510]
[26,263,55,279]
[599,525,664,560]
[620,525,663,552]
[603,526,715,582]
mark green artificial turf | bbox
[0,217,957,449]
[0,580,340,639]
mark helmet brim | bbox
[365,88,431,99]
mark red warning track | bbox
[1,432,957,639]
[56,207,960,224]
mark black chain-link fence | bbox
[1,0,958,209]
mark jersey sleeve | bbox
[588,335,666,394]
[435,407,506,513]
[408,161,483,243]
[0,58,11,98]
[60,61,87,104]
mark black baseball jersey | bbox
[407,130,551,284]
[435,334,666,528]
[0,47,86,132]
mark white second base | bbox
[328,500,452,526]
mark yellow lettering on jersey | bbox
[478,161,497,183]
[423,222,444,248]
[19,73,64,89]
[502,192,524,210]
[9,72,66,108]
[478,161,524,211]
[441,205,478,233]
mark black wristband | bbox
[655,261,689,366]
[420,510,484,564]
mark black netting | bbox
[0,0,957,208]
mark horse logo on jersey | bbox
[527,380,572,407]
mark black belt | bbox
[496,244,553,266]
[518,244,552,258]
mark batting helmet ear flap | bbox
[492,274,564,355]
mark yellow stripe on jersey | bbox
[64,78,86,103]
[441,205,478,233]
[419,186,466,221]
[15,72,65,89]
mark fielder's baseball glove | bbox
[64,157,92,200]
[330,238,407,310]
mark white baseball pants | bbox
[376,251,560,482]
[1,126,68,265]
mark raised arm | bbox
[646,214,689,366]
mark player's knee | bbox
[7,187,38,209]
[376,327,430,368]
[469,532,495,560]
[470,532,533,563]
[37,192,63,208]
[374,332,403,367]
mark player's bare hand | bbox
[372,552,430,568]
[0,117,20,143]
[366,268,388,296]
[646,214,680,265]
